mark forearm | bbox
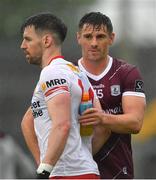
[42,124,70,165]
[36,123,70,179]
[21,107,40,165]
[92,125,111,155]
[101,113,143,134]
[22,125,40,165]
[42,93,71,166]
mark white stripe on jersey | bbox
[123,91,145,98]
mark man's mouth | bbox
[89,49,98,53]
[24,51,29,57]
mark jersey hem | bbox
[50,170,99,177]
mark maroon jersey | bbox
[78,57,145,179]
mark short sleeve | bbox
[39,66,70,102]
[122,66,145,97]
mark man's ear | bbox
[109,32,115,45]
[42,34,54,48]
[76,32,81,45]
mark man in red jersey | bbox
[78,12,146,179]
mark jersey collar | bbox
[78,56,113,81]
[47,56,64,65]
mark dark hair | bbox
[21,12,67,44]
[79,12,113,34]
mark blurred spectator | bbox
[0,130,35,179]
[133,137,156,178]
[134,99,156,141]
[133,99,156,178]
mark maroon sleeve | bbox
[122,65,145,94]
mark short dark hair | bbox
[21,12,67,44]
[79,12,113,34]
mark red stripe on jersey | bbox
[78,79,84,100]
[50,173,100,179]
[47,56,64,65]
[89,87,94,103]
[45,86,69,97]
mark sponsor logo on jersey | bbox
[67,63,79,73]
[111,85,121,96]
[123,167,128,175]
[31,101,41,108]
[135,80,144,92]
[31,100,43,118]
[41,78,67,91]
[32,109,43,118]
[41,83,46,92]
[93,84,105,89]
[93,84,105,98]
[105,106,122,114]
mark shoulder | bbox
[113,58,135,71]
[112,58,145,94]
[112,57,142,77]
[40,61,69,79]
[39,60,80,85]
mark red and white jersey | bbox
[31,56,99,177]
[78,56,145,179]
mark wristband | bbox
[37,163,54,174]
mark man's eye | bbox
[84,35,92,39]
[97,35,106,39]
[24,37,31,41]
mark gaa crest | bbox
[111,85,121,96]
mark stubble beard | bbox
[27,56,41,66]
[88,53,102,63]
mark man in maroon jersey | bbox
[78,12,146,179]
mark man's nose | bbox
[91,37,98,47]
[20,40,26,49]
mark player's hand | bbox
[36,163,53,179]
[79,108,103,126]
[36,170,50,179]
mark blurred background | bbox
[0,0,156,178]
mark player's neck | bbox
[41,48,62,68]
[81,56,109,75]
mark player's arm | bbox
[101,95,146,134]
[79,95,146,134]
[43,92,71,164]
[21,107,40,165]
[91,99,111,155]
[37,92,71,177]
